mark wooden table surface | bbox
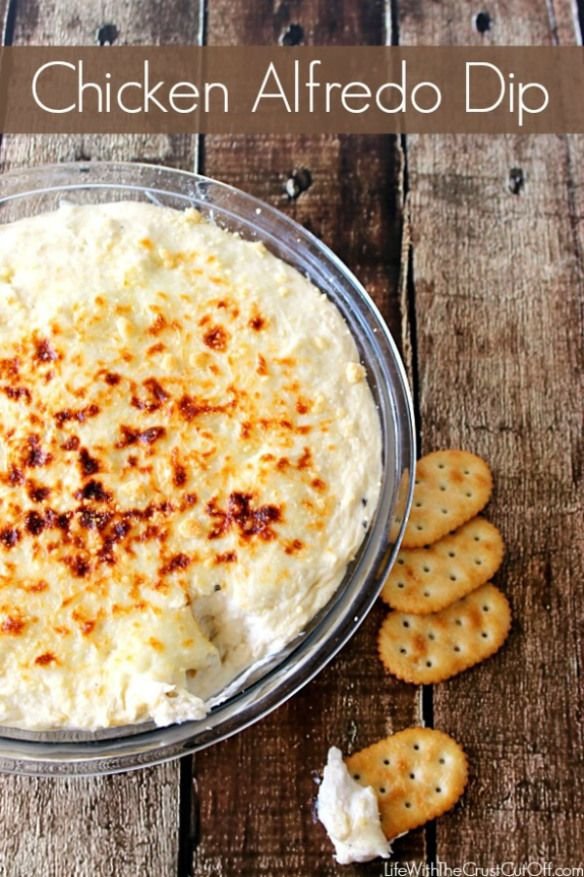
[0,1,582,874]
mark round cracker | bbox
[382,517,504,614]
[378,583,511,684]
[396,450,493,549]
[346,728,468,840]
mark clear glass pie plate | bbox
[0,162,415,775]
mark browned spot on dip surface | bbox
[203,325,229,351]
[2,616,25,635]
[79,448,100,476]
[2,385,31,403]
[55,404,99,426]
[207,492,282,542]
[0,527,20,548]
[116,425,166,448]
[34,338,57,363]
[35,651,57,665]
[173,463,188,487]
[25,435,52,468]
[160,553,191,575]
[27,483,51,502]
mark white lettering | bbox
[466,62,549,126]
[78,60,103,112]
[252,62,292,112]
[375,59,407,114]
[116,80,143,114]
[340,81,371,114]
[306,60,321,113]
[466,61,506,112]
[411,80,442,113]
[168,81,199,114]
[517,81,548,127]
[141,61,166,113]
[32,61,76,114]
[203,81,229,113]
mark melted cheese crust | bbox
[0,201,381,730]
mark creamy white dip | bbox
[0,202,381,730]
[317,747,392,865]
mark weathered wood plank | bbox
[0,769,181,877]
[192,2,423,875]
[0,0,201,170]
[401,0,584,866]
[0,3,202,877]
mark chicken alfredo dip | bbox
[0,201,381,730]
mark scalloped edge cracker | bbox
[381,517,504,614]
[378,583,511,685]
[396,450,493,549]
[346,728,468,840]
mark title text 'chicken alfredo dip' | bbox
[0,202,381,730]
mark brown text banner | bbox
[0,47,582,134]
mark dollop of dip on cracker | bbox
[317,747,392,865]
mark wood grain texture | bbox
[400,0,584,866]
[0,0,201,170]
[0,1,580,875]
[0,769,181,877]
[204,0,403,335]
[0,3,202,877]
[192,1,424,875]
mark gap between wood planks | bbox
[387,0,436,864]
[178,1,207,867]
[1,0,17,47]
[178,4,207,871]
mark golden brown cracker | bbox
[397,450,493,549]
[378,583,511,684]
[346,728,468,840]
[382,517,504,614]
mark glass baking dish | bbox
[0,162,415,775]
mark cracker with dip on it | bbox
[317,728,468,863]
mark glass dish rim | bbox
[0,161,416,775]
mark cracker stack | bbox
[380,449,511,685]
